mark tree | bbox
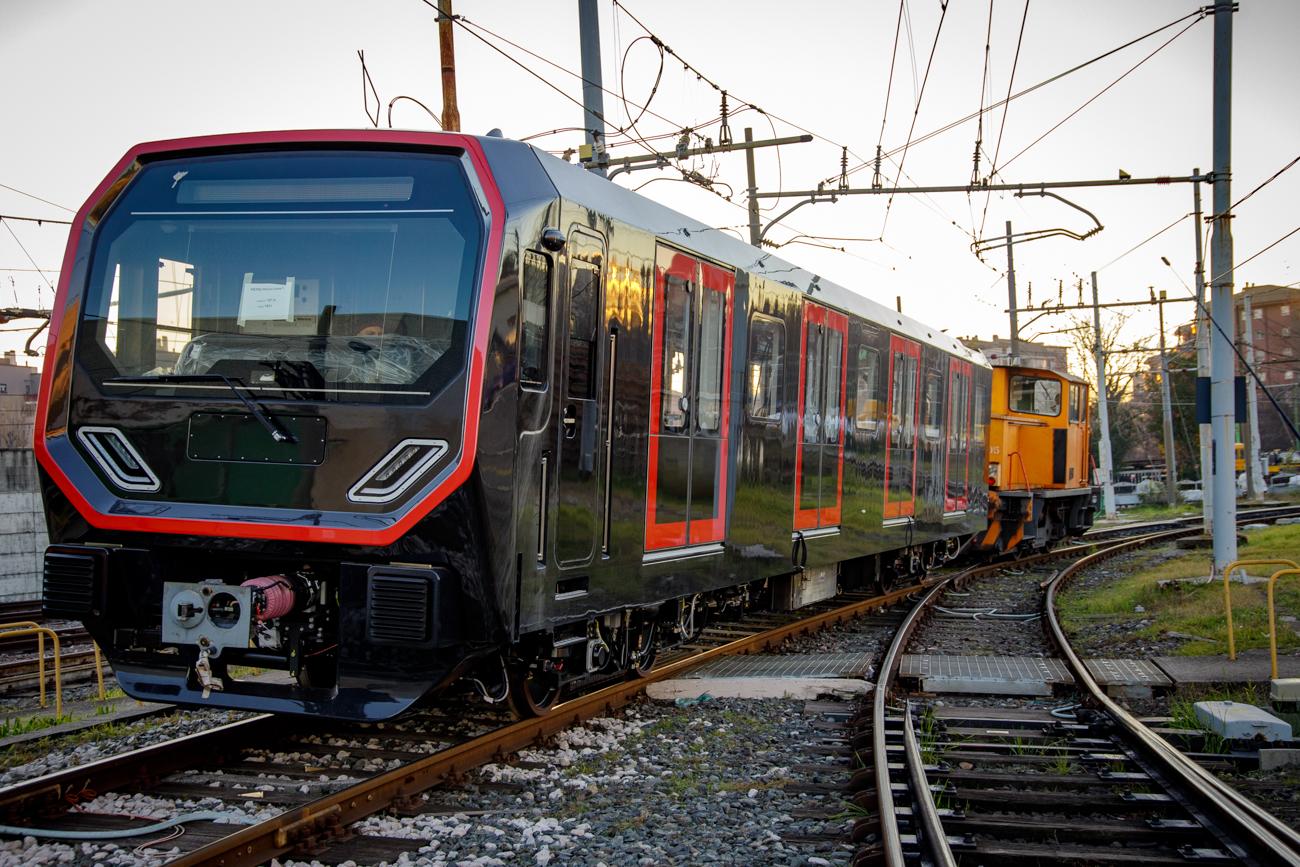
[1063,313,1152,468]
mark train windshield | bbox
[77,150,485,403]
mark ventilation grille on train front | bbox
[366,572,432,643]
[42,547,106,619]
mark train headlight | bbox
[348,438,448,504]
[987,462,1000,487]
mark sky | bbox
[2,0,1298,375]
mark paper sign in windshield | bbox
[238,273,295,325]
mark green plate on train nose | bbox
[187,413,327,465]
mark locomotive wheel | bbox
[506,664,561,718]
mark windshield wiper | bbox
[105,374,297,444]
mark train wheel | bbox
[627,623,658,679]
[506,664,561,718]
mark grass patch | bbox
[1058,523,1300,656]
[1104,503,1201,522]
[0,712,182,772]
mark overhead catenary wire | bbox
[0,183,73,214]
[995,14,1202,175]
[978,0,1030,238]
[835,6,1210,185]
[880,0,951,238]
[0,214,72,226]
[1218,153,1300,217]
[0,219,56,291]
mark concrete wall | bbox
[0,397,45,603]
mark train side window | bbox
[567,261,600,399]
[1009,375,1062,416]
[972,383,988,445]
[891,351,918,446]
[824,329,843,443]
[746,315,784,422]
[855,347,880,430]
[660,273,692,433]
[922,372,942,440]
[948,370,967,450]
[803,323,825,443]
[1068,382,1082,423]
[697,288,726,433]
[519,250,550,390]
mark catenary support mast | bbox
[578,0,608,177]
[1209,1,1236,570]
[1093,272,1117,519]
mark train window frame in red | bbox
[793,302,848,531]
[644,246,734,552]
[943,358,973,513]
[883,335,921,520]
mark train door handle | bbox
[562,405,578,438]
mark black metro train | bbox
[37,129,996,721]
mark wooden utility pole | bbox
[438,0,461,132]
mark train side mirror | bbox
[540,227,566,252]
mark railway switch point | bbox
[1194,700,1292,742]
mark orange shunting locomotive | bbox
[977,364,1098,553]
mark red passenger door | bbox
[794,303,848,530]
[884,335,921,520]
[644,247,734,552]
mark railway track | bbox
[0,577,938,864]
[864,514,1300,867]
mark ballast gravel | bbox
[0,708,252,787]
[285,696,853,867]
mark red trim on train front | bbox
[32,130,506,546]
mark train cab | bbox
[977,364,1098,553]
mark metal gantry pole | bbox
[578,0,607,177]
[745,128,761,247]
[1243,294,1266,498]
[1006,221,1020,362]
[1192,171,1213,534]
[437,0,461,132]
[1209,1,1237,571]
[1158,292,1179,506]
[1092,272,1117,519]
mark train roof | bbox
[525,143,987,367]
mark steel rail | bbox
[0,714,282,821]
[160,580,934,866]
[902,700,957,867]
[1046,528,1300,866]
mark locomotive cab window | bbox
[1009,375,1062,417]
[1067,382,1082,423]
[519,250,551,390]
[81,150,485,404]
[746,314,784,422]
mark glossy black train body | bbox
[36,130,1092,720]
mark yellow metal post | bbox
[0,624,62,719]
[1267,568,1300,680]
[0,621,46,708]
[1219,559,1297,660]
[93,642,106,702]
